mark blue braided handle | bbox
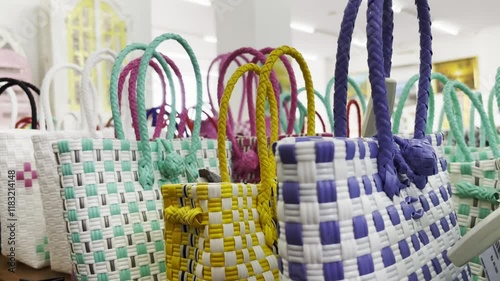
[109,43,176,190]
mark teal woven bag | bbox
[443,80,500,281]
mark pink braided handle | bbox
[246,47,298,135]
[217,47,281,160]
[117,54,186,139]
[207,53,249,128]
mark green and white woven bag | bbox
[52,34,231,280]
[32,49,117,274]
[442,80,500,281]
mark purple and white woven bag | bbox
[275,0,470,280]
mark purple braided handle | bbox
[333,0,362,137]
[383,0,394,77]
[217,47,281,159]
[334,0,432,139]
[117,54,186,139]
[366,0,398,197]
[246,47,299,135]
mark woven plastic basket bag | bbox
[275,0,470,280]
[162,45,310,279]
[50,41,184,280]
[0,78,49,269]
[441,80,500,281]
[32,49,117,274]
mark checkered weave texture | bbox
[275,134,470,281]
[53,138,167,281]
[0,130,50,269]
[33,131,90,274]
[52,137,232,280]
[163,182,279,281]
[448,151,500,281]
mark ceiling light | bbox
[433,20,460,36]
[203,35,217,43]
[392,0,403,13]
[183,0,211,7]
[290,22,315,34]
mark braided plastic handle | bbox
[81,49,117,137]
[3,86,17,128]
[137,33,203,183]
[39,64,85,132]
[488,67,500,143]
[392,72,448,134]
[279,92,307,133]
[347,99,362,137]
[217,63,279,248]
[0,78,38,129]
[117,54,179,140]
[110,43,176,190]
[263,47,315,136]
[15,117,37,129]
[443,80,500,162]
[246,47,299,135]
[57,112,80,131]
[325,76,367,115]
[334,0,432,139]
[217,48,281,134]
[206,53,249,119]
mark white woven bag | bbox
[0,78,47,269]
[32,49,117,274]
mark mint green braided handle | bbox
[488,67,500,143]
[440,90,487,147]
[138,33,203,183]
[110,43,177,190]
[325,76,367,114]
[280,92,307,133]
[443,80,500,162]
[298,87,332,131]
[392,72,447,134]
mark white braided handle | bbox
[56,112,80,130]
[80,49,117,137]
[39,64,84,132]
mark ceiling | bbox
[153,0,500,62]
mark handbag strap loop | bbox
[0,78,38,129]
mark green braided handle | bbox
[138,33,203,183]
[440,90,487,148]
[325,76,367,115]
[487,67,500,143]
[392,72,447,134]
[297,87,332,131]
[443,80,500,162]
[280,92,307,133]
[110,43,177,190]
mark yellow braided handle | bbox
[259,46,315,136]
[164,205,205,227]
[217,63,279,183]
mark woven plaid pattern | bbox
[275,134,470,280]
[53,138,166,280]
[0,130,50,269]
[33,131,92,274]
[169,138,232,182]
[163,182,279,281]
[448,151,500,280]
